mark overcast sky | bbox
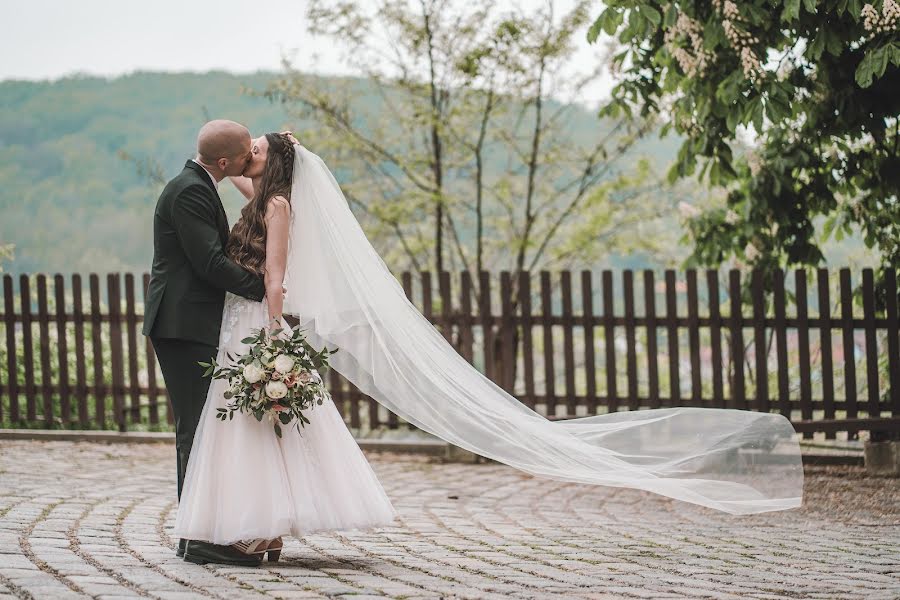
[0,0,614,106]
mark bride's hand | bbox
[265,316,291,340]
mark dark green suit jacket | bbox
[142,160,265,346]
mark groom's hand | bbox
[281,131,299,145]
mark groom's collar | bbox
[184,159,219,192]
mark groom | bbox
[142,119,267,566]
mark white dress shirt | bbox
[191,159,219,190]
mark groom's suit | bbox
[142,160,265,502]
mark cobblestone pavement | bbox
[0,441,897,600]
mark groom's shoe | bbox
[183,540,263,566]
[175,538,187,558]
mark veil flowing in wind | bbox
[282,144,804,515]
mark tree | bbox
[588,0,900,302]
[256,0,687,388]
[258,0,664,288]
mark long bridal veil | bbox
[282,144,804,515]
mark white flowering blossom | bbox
[863,1,899,37]
[711,1,763,81]
[744,242,760,261]
[746,151,763,176]
[725,209,740,224]
[664,13,714,77]
[678,201,702,218]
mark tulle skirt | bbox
[173,292,400,545]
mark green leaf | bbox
[666,162,681,184]
[587,15,604,43]
[802,0,817,13]
[822,214,837,239]
[726,109,739,134]
[709,160,721,185]
[663,4,677,27]
[855,50,876,88]
[891,44,900,66]
[274,423,282,438]
[808,30,826,60]
[874,45,891,79]
[782,0,800,21]
[240,336,256,344]
[639,5,662,26]
[752,99,764,132]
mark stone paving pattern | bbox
[0,440,897,599]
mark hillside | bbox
[0,71,874,277]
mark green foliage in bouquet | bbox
[198,324,339,438]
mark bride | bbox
[173,132,400,565]
[176,131,805,566]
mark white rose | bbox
[266,380,288,399]
[243,363,265,384]
[273,354,295,373]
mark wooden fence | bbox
[1,269,898,438]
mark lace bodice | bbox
[219,291,266,348]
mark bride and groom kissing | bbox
[142,120,399,567]
[140,117,804,568]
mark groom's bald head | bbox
[195,119,252,177]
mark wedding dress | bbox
[172,289,400,544]
[279,144,804,516]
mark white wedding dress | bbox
[172,290,399,545]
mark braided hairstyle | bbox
[225,132,295,276]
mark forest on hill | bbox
[0,71,873,278]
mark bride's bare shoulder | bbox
[264,195,291,220]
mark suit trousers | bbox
[149,335,218,501]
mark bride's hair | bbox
[225,132,295,276]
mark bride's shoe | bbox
[231,538,269,556]
[264,537,283,562]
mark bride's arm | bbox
[263,195,291,325]
[229,175,254,201]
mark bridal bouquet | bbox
[198,323,338,438]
